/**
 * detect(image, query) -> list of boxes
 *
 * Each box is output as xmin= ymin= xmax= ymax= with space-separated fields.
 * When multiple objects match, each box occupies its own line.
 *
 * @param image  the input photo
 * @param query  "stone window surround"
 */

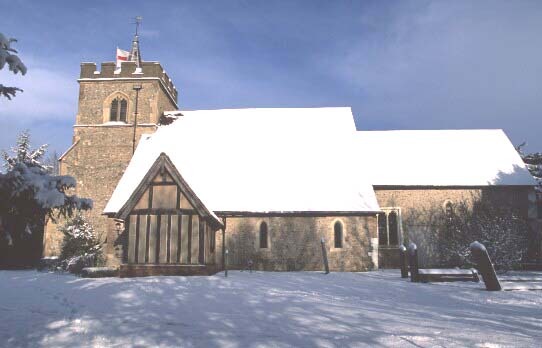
xmin=256 ymin=219 xmax=272 ymax=251
xmin=333 ymin=220 xmax=343 ymax=249
xmin=259 ymin=221 xmax=269 ymax=249
xmin=102 ymin=91 xmax=132 ymax=124
xmin=330 ymin=218 xmax=346 ymax=251
xmin=378 ymin=207 xmax=403 ymax=247
xmin=442 ymin=199 xmax=455 ymax=210
xmin=109 ymin=97 xmax=128 ymax=122
xmin=443 ymin=199 xmax=455 ymax=219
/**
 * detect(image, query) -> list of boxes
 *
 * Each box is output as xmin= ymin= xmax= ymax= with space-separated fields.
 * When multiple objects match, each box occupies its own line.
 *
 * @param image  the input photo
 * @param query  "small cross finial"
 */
xmin=134 ymin=16 xmax=143 ymax=36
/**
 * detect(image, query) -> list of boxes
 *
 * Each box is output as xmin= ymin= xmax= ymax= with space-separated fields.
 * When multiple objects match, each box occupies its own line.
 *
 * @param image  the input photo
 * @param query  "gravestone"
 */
xmin=399 ymin=245 xmax=408 ymax=278
xmin=470 ymin=241 xmax=501 ymax=291
xmin=321 ymin=237 xmax=330 ymax=274
xmin=408 ymin=242 xmax=419 ymax=282
xmin=225 ymin=249 xmax=229 ymax=278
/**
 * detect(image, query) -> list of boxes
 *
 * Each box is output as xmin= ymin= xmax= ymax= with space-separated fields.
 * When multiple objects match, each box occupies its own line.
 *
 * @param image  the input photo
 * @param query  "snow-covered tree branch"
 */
xmin=58 ymin=213 xmax=103 ymax=273
xmin=406 ymin=196 xmax=530 ymax=272
xmin=516 ymin=142 xmax=542 ymax=190
xmin=0 ymin=32 xmax=27 ymax=100
xmin=0 ymin=131 xmax=92 ymax=248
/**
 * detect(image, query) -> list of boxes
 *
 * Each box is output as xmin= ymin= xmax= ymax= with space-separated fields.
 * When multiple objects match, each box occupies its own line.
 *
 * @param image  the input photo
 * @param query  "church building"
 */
xmin=43 ymin=32 xmax=538 ymax=276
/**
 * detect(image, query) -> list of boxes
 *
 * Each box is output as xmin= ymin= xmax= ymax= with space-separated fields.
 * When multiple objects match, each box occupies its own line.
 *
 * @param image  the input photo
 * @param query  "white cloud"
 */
xmin=0 ymin=61 xmax=77 ymax=121
xmin=312 ymin=1 xmax=542 ymax=150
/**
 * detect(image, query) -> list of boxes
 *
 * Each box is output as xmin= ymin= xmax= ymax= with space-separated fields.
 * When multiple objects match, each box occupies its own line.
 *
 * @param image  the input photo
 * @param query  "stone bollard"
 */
xmin=469 ymin=241 xmax=501 ymax=291
xmin=399 ymin=245 xmax=408 ymax=278
xmin=408 ymin=242 xmax=419 ymax=282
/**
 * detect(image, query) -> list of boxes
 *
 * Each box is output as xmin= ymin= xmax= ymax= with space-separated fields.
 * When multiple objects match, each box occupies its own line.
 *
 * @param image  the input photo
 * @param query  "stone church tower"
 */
xmin=44 ymin=34 xmax=178 ymax=265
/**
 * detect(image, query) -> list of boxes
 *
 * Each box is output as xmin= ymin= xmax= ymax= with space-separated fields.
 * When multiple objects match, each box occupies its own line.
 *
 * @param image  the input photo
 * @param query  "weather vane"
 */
xmin=134 ymin=16 xmax=143 ymax=36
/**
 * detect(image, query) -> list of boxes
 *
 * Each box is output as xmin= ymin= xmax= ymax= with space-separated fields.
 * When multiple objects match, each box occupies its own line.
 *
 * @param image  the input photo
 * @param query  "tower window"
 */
xmin=259 ymin=222 xmax=268 ymax=249
xmin=110 ymin=97 xmax=128 ymax=122
xmin=120 ymin=99 xmax=127 ymax=122
xmin=110 ymin=99 xmax=118 ymax=121
xmin=334 ymin=221 xmax=343 ymax=248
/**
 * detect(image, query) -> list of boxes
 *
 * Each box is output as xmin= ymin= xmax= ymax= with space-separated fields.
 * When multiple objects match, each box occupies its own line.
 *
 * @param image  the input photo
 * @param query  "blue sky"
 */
xmin=1 ymin=0 xmax=542 ymax=156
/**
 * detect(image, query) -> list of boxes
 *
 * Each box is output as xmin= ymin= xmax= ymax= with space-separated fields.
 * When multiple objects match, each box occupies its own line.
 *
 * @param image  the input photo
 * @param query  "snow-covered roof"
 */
xmin=104 ymin=107 xmax=380 ymax=215
xmin=357 ymin=129 xmax=536 ymax=186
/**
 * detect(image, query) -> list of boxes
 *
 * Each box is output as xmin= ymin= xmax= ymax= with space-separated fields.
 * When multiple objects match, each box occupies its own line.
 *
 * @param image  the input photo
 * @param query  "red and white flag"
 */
xmin=116 ymin=47 xmax=130 ymax=67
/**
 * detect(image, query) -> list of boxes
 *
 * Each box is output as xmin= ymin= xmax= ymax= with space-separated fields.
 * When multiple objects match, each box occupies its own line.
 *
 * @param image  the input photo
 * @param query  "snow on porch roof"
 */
xmin=104 ymin=107 xmax=381 ymax=215
xmin=357 ymin=129 xmax=536 ymax=186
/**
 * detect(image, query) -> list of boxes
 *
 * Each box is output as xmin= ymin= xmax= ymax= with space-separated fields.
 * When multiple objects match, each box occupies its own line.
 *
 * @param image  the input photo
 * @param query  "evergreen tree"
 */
xmin=2 ymin=130 xmax=50 ymax=171
xmin=438 ymin=199 xmax=529 ymax=272
xmin=44 ymin=150 xmax=60 ymax=175
xmin=59 ymin=213 xmax=102 ymax=262
xmin=409 ymin=196 xmax=530 ymax=272
xmin=0 ymin=131 xmax=92 ymax=266
xmin=0 ymin=32 xmax=27 ymax=100
xmin=516 ymin=142 xmax=542 ymax=189
xmin=517 ymin=142 xmax=542 ymax=219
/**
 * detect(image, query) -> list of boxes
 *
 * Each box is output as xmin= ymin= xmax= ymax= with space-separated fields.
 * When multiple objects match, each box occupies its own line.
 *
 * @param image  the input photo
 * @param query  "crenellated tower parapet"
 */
xmin=79 ymin=61 xmax=178 ymax=102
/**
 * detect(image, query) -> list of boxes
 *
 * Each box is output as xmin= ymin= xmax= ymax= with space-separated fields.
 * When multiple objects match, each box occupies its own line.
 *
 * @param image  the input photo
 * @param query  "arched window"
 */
xmin=120 ymin=99 xmax=127 ymax=122
xmin=378 ymin=212 xmax=388 ymax=246
xmin=444 ymin=201 xmax=454 ymax=220
xmin=334 ymin=221 xmax=343 ymax=248
xmin=110 ymin=99 xmax=118 ymax=121
xmin=259 ymin=222 xmax=268 ymax=249
xmin=110 ymin=97 xmax=128 ymax=122
xmin=379 ymin=208 xmax=401 ymax=247
xmin=388 ymin=211 xmax=399 ymax=245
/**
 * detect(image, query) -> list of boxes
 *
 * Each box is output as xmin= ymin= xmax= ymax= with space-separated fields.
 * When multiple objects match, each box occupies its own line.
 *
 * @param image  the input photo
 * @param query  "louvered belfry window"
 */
xmin=120 ymin=99 xmax=127 ymax=122
xmin=110 ymin=97 xmax=128 ymax=122
xmin=110 ymin=99 xmax=119 ymax=121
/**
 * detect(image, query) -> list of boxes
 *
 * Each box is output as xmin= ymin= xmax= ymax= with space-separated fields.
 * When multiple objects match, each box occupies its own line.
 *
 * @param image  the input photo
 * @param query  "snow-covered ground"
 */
xmin=1 ymin=270 xmax=541 ymax=347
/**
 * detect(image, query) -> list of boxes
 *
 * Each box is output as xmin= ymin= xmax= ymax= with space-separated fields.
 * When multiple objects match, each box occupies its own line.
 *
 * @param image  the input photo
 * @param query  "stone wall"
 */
xmin=374 ymin=186 xmax=532 ymax=267
xmin=222 ymin=215 xmax=378 ymax=272
xmin=77 ymin=80 xmax=176 ymax=125
xmin=376 ymin=186 xmax=530 ymax=217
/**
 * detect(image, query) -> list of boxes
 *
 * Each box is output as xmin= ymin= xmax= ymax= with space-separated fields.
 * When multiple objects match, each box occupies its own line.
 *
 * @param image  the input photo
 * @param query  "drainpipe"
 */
xmin=132 ymin=84 xmax=143 ymax=154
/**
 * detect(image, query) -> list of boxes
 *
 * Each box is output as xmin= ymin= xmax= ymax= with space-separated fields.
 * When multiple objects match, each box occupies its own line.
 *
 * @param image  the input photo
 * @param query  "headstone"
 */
xmin=81 ymin=267 xmax=118 ymax=278
xmin=225 ymin=249 xmax=229 ymax=278
xmin=65 ymin=255 xmax=95 ymax=275
xmin=321 ymin=237 xmax=330 ymax=274
xmin=469 ymin=241 xmax=501 ymax=291
xmin=408 ymin=242 xmax=419 ymax=282
xmin=399 ymin=245 xmax=408 ymax=278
